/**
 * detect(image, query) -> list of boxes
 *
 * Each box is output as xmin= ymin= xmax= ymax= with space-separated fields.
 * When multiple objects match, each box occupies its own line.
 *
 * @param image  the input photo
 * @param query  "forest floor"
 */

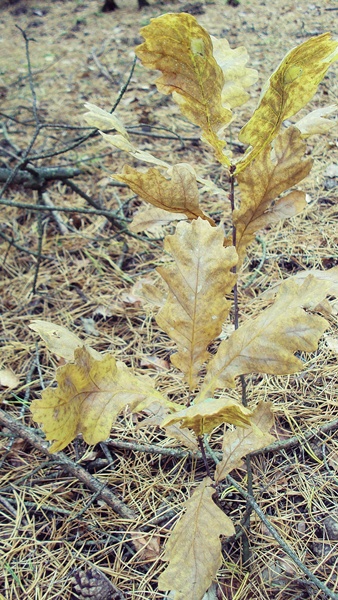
xmin=0 ymin=0 xmax=337 ymax=598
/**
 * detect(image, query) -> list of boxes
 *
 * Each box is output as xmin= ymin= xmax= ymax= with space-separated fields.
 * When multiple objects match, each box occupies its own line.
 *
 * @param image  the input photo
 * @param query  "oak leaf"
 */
xmin=261 ymin=267 xmax=338 ymax=303
xmin=295 ymin=104 xmax=338 ymax=137
xmin=198 ymin=276 xmax=330 ymax=399
xmin=237 ymin=33 xmax=338 ymax=170
xmin=96 ymin=127 xmax=227 ymax=196
xmin=135 ymin=13 xmax=232 ymax=163
xmin=83 ymin=103 xmax=128 ymax=137
xmin=29 ymin=320 xmax=101 ymax=361
xmin=156 ymin=218 xmax=237 ymax=389
xmin=31 ymin=347 xmax=168 ymax=452
xmin=215 ymin=401 xmax=275 ymax=483
xmin=211 ymin=36 xmax=258 ymax=109
xmin=161 ymin=396 xmax=252 ymax=436
xmin=233 ymin=127 xmax=311 ymax=265
xmin=158 ymin=477 xmax=235 ymax=600
xmin=100 ymin=131 xmax=170 ymax=169
xmin=114 ymin=164 xmax=215 ymax=225
xmin=136 ymin=401 xmax=199 ymax=451
xmin=130 ymin=205 xmax=187 ymax=234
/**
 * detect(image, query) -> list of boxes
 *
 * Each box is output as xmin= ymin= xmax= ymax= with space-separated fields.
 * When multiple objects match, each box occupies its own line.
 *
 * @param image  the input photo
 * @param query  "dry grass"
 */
xmin=0 ymin=0 xmax=337 ymax=598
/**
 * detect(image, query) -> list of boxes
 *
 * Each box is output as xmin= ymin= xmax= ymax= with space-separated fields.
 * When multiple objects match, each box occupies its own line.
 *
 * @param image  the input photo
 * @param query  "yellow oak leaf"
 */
xmin=198 ymin=276 xmax=330 ymax=399
xmin=211 ymin=36 xmax=258 ymax=109
xmin=158 ymin=477 xmax=235 ymax=600
xmin=31 ymin=347 xmax=168 ymax=452
xmin=135 ymin=13 xmax=232 ymax=164
xmin=156 ymin=218 xmax=237 ymax=389
xmin=215 ymin=401 xmax=275 ymax=483
xmin=295 ymin=104 xmax=338 ymax=137
xmin=162 ymin=396 xmax=252 ymax=436
xmin=237 ymin=33 xmax=338 ymax=171
xmin=29 ymin=320 xmax=101 ymax=362
xmin=114 ymin=163 xmax=215 ymax=225
xmin=233 ymin=127 xmax=311 ymax=265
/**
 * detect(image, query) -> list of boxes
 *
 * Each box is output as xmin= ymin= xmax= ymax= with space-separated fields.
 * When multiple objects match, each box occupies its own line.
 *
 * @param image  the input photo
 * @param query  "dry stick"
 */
xmin=226 ymin=474 xmax=338 ymax=600
xmin=0 ymin=230 xmax=51 ymax=260
xmin=229 ymin=166 xmax=253 ymax=565
xmin=0 ymin=409 xmax=137 ymax=522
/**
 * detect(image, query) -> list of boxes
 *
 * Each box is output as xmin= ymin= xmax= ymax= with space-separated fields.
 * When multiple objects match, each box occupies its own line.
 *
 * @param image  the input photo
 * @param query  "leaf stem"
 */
xmin=197 ymin=435 xmax=213 ymax=480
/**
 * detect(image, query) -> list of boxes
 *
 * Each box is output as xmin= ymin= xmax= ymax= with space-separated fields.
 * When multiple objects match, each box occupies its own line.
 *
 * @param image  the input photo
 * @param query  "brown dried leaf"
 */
xmin=158 ymin=477 xmax=235 ymax=600
xmin=295 ymin=104 xmax=337 ymax=137
xmin=157 ymin=218 xmax=237 ymax=389
xmin=129 ymin=532 xmax=161 ymax=562
xmin=0 ymin=368 xmax=20 ymax=390
xmin=31 ymin=347 xmax=168 ymax=452
xmin=130 ymin=205 xmax=187 ymax=234
xmin=215 ymin=401 xmax=275 ymax=483
xmin=262 ymin=267 xmax=338 ymax=302
xmin=199 ymin=276 xmax=330 ymax=399
xmin=135 ymin=13 xmax=232 ymax=163
xmin=233 ymin=127 xmax=311 ymax=266
xmin=114 ymin=164 xmax=214 ymax=225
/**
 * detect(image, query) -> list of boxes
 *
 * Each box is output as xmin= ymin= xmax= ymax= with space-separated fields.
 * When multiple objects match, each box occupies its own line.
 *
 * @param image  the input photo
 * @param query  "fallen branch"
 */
xmin=0 ymin=166 xmax=82 ymax=186
xmin=0 ymin=409 xmax=138 ymax=522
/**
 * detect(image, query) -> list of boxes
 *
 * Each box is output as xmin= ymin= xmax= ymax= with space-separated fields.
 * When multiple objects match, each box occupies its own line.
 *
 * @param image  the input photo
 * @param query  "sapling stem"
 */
xmin=229 ymin=165 xmax=253 ymax=566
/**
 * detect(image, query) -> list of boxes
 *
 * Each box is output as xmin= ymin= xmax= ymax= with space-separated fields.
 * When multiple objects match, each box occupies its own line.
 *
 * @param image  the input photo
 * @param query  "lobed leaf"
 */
xmin=161 ymin=395 xmax=252 ymax=436
xmin=211 ymin=36 xmax=258 ymax=109
xmin=156 ymin=218 xmax=237 ymax=389
xmin=158 ymin=477 xmax=235 ymax=600
xmin=130 ymin=205 xmax=187 ymax=234
xmin=135 ymin=13 xmax=232 ymax=164
xmin=198 ymin=276 xmax=330 ymax=399
xmin=29 ymin=320 xmax=101 ymax=361
xmin=295 ymin=104 xmax=338 ymax=137
xmin=31 ymin=347 xmax=168 ymax=452
xmin=237 ymin=33 xmax=338 ymax=171
xmin=215 ymin=401 xmax=275 ymax=483
xmin=233 ymin=127 xmax=312 ymax=266
xmin=114 ymin=164 xmax=215 ymax=225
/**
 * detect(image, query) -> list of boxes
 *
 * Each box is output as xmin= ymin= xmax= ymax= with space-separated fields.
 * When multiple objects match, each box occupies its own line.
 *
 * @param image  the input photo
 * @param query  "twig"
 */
xmin=32 ymin=187 xmax=44 ymax=294
xmin=91 ymin=49 xmax=115 ymax=83
xmin=42 ymin=191 xmax=69 ymax=235
xmin=226 ymin=474 xmax=338 ymax=600
xmin=0 ymin=409 xmax=138 ymax=521
xmin=0 ymin=230 xmax=51 ymax=260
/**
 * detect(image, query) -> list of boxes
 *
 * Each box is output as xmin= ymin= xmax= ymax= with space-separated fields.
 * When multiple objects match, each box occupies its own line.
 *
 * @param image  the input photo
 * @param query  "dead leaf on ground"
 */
xmin=129 ymin=531 xmax=161 ymax=562
xmin=0 ymin=368 xmax=20 ymax=390
xmin=29 ymin=320 xmax=101 ymax=361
